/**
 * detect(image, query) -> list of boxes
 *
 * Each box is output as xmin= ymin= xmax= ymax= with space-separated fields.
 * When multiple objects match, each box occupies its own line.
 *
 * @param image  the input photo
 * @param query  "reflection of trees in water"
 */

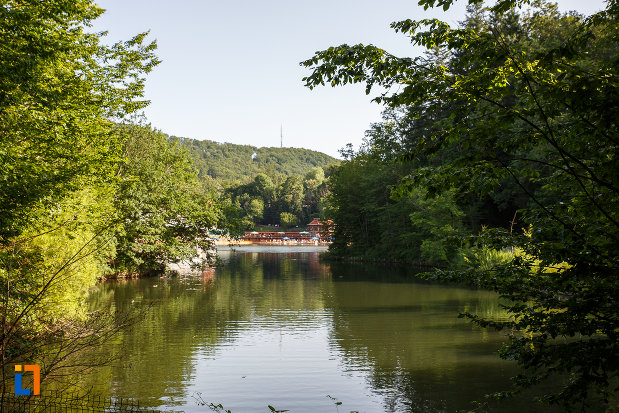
xmin=225 ymin=251 xmax=330 ymax=280
xmin=328 ymin=261 xmax=415 ymax=282
xmin=323 ymin=266 xmax=528 ymax=412
xmin=73 ymin=277 xmax=227 ymax=407
xmin=367 ymin=367 xmax=448 ymax=413
xmin=68 ymin=252 xmax=544 ymax=412
xmin=216 ymin=252 xmax=331 ymax=314
xmin=72 ymin=252 xmax=332 ymax=407
xmin=201 ymin=267 xmax=215 ymax=287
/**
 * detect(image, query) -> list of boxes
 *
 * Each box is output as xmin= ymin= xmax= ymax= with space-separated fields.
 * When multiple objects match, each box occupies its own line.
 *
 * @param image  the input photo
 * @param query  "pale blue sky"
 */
xmin=92 ymin=0 xmax=606 ymax=158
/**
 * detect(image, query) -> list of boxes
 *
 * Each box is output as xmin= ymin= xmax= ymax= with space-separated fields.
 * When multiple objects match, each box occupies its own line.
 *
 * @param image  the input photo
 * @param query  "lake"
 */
xmin=75 ymin=245 xmax=552 ymax=412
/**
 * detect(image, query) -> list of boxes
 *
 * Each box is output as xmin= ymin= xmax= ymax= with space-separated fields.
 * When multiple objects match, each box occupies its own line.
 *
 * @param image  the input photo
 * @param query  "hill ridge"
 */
xmin=169 ymin=135 xmax=339 ymax=182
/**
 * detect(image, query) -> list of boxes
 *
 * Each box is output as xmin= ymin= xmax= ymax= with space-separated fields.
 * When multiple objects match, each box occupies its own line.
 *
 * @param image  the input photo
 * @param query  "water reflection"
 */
xmin=70 ymin=247 xmax=551 ymax=412
xmin=326 ymin=280 xmax=505 ymax=411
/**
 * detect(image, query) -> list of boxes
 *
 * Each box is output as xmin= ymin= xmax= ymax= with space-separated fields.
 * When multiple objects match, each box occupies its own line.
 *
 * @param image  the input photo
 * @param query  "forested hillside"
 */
xmin=170 ymin=136 xmax=338 ymax=183
xmin=159 ymin=136 xmax=339 ymax=232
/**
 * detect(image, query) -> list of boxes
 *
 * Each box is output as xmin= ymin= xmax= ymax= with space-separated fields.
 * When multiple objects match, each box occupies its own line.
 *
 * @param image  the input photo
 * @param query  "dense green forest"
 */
xmin=220 ymin=166 xmax=333 ymax=231
xmin=303 ymin=0 xmax=617 ymax=409
xmin=171 ymin=136 xmax=337 ymax=183
xmin=169 ymin=137 xmax=338 ymax=231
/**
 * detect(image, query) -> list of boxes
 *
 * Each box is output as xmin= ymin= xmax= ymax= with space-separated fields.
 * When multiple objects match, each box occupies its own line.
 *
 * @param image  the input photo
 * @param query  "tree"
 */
xmin=302 ymin=167 xmax=327 ymax=221
xmin=302 ymin=0 xmax=618 ymax=409
xmin=323 ymin=140 xmax=465 ymax=265
xmin=111 ymin=124 xmax=219 ymax=275
xmin=278 ymin=175 xmax=304 ymax=220
xmin=252 ymin=173 xmax=276 ymax=202
xmin=246 ymin=198 xmax=265 ymax=222
xmin=279 ymin=212 xmax=298 ymax=228
xmin=304 ymin=167 xmax=325 ymax=191
xmin=0 ymin=0 xmax=159 ymax=240
xmin=0 ymin=0 xmax=159 ymax=395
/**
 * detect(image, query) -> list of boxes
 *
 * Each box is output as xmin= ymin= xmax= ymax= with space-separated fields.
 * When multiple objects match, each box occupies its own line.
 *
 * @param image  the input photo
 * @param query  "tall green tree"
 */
xmin=112 ymin=124 xmax=219 ymax=275
xmin=302 ymin=167 xmax=327 ymax=221
xmin=0 ymin=0 xmax=159 ymax=393
xmin=324 ymin=141 xmax=465 ymax=265
xmin=0 ymin=0 xmax=158 ymax=239
xmin=302 ymin=0 xmax=618 ymax=409
xmin=278 ymin=175 xmax=304 ymax=221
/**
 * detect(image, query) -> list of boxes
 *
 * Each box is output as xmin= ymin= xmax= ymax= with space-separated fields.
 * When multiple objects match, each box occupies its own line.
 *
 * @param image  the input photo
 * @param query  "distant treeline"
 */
xmin=166 ymin=136 xmax=339 ymax=232
xmin=171 ymin=136 xmax=338 ymax=183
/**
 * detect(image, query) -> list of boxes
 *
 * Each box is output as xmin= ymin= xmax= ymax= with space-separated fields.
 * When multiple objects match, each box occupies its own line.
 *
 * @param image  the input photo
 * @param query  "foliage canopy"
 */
xmin=172 ymin=136 xmax=338 ymax=183
xmin=0 ymin=0 xmax=219 ymax=392
xmin=302 ymin=0 xmax=618 ymax=408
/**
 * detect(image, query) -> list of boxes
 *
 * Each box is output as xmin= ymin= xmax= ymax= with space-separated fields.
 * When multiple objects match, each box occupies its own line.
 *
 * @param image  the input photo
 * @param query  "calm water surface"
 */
xmin=78 ymin=245 xmax=548 ymax=412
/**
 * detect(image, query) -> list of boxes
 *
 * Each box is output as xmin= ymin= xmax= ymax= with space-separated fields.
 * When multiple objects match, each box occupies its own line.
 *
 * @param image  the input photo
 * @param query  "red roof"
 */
xmin=308 ymin=218 xmax=321 ymax=226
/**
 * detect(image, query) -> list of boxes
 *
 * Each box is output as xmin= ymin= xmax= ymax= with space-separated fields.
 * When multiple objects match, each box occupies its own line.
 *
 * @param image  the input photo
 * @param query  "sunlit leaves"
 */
xmin=0 ymin=0 xmax=163 ymax=379
xmin=112 ymin=124 xmax=219 ymax=275
xmin=0 ymin=0 xmax=159 ymax=240
xmin=302 ymin=0 xmax=618 ymax=408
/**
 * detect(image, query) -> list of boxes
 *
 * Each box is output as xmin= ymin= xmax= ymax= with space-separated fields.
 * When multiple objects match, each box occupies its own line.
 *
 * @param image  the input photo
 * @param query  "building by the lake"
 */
xmin=240 ymin=218 xmax=333 ymax=243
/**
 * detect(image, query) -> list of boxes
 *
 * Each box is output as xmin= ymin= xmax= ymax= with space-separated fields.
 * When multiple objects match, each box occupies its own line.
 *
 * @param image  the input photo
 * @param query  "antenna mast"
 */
xmin=280 ymin=124 xmax=283 ymax=148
